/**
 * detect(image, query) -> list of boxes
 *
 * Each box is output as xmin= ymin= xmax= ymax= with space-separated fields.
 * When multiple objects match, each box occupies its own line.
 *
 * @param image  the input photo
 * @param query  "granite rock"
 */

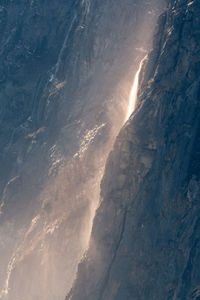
xmin=67 ymin=1 xmax=200 ymax=299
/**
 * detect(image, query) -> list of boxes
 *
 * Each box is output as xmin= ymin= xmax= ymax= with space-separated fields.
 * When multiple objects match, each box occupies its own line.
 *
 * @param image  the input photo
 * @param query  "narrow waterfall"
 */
xmin=125 ymin=57 xmax=146 ymax=122
xmin=0 ymin=0 xmax=164 ymax=299
xmin=0 ymin=56 xmax=149 ymax=300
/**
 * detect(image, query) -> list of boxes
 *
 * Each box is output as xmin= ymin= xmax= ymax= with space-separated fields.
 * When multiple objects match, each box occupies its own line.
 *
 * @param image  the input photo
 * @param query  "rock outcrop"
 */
xmin=67 ymin=0 xmax=200 ymax=299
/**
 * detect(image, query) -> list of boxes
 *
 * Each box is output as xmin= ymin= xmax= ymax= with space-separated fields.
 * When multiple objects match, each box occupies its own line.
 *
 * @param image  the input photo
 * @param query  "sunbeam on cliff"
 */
xmin=125 ymin=56 xmax=146 ymax=122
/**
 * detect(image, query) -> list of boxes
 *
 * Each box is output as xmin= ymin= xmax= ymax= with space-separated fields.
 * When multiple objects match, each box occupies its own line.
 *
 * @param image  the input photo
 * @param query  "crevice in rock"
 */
xmin=98 ymin=208 xmax=128 ymax=300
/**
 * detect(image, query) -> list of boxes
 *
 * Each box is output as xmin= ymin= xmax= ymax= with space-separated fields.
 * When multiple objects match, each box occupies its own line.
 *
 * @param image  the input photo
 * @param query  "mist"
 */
xmin=0 ymin=1 xmax=165 ymax=299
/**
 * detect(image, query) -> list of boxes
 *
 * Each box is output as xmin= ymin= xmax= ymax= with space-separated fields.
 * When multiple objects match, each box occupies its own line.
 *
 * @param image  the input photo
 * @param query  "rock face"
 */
xmin=67 ymin=0 xmax=200 ymax=299
xmin=0 ymin=1 xmax=165 ymax=300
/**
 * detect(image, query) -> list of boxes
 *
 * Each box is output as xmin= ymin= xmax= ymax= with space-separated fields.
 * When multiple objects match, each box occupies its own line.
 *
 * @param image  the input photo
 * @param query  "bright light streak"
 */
xmin=125 ymin=56 xmax=146 ymax=122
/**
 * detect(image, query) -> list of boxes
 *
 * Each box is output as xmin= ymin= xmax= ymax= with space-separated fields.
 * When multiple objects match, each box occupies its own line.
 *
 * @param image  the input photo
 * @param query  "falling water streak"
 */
xmin=0 ymin=55 xmax=147 ymax=299
xmin=125 ymin=56 xmax=146 ymax=122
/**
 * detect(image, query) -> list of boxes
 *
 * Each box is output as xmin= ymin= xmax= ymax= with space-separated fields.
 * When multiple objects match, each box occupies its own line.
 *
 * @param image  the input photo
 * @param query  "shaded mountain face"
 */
xmin=67 ymin=0 xmax=200 ymax=299
xmin=0 ymin=1 xmax=165 ymax=300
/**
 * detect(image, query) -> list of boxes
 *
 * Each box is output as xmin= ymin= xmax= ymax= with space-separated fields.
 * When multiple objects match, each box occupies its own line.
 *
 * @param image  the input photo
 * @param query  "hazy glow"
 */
xmin=125 ymin=57 xmax=146 ymax=122
xmin=0 ymin=122 xmax=116 ymax=300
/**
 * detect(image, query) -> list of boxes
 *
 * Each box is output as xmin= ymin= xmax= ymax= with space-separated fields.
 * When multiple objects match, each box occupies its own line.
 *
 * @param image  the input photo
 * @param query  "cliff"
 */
xmin=0 ymin=1 xmax=164 ymax=299
xmin=67 ymin=0 xmax=200 ymax=299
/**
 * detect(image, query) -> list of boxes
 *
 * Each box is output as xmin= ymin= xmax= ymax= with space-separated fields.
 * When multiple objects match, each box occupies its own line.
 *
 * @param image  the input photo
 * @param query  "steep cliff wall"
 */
xmin=67 ymin=0 xmax=200 ymax=299
xmin=0 ymin=1 xmax=164 ymax=299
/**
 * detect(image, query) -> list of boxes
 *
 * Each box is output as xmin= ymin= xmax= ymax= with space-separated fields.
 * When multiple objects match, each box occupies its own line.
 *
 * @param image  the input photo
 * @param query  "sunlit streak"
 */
xmin=125 ymin=56 xmax=146 ymax=122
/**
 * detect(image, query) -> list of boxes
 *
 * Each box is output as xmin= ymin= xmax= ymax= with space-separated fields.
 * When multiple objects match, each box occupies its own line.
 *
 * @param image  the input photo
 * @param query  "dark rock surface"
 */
xmin=67 ymin=0 xmax=200 ymax=299
xmin=0 ymin=1 xmax=164 ymax=299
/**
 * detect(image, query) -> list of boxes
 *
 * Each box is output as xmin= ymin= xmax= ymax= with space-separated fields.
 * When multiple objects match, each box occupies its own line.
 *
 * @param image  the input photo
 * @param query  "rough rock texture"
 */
xmin=67 ymin=0 xmax=200 ymax=299
xmin=0 ymin=0 xmax=163 ymax=218
xmin=0 ymin=1 xmax=164 ymax=299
